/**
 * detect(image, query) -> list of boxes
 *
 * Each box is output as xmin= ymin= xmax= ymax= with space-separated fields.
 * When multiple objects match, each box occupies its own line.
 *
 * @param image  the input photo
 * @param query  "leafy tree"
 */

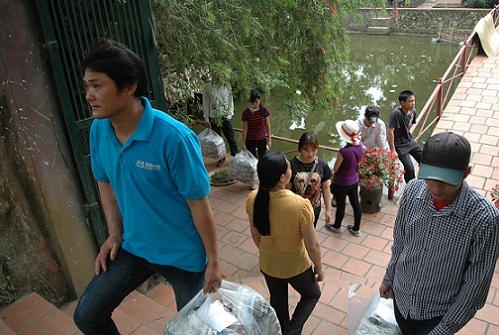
xmin=151 ymin=0 xmax=385 ymax=124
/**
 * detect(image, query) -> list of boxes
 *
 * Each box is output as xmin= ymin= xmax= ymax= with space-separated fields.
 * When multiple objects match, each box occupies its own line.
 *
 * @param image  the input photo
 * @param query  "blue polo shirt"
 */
xmin=90 ymin=97 xmax=210 ymax=272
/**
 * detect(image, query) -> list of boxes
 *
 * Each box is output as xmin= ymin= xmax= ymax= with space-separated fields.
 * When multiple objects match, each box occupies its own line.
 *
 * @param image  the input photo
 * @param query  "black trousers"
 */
xmin=393 ymin=297 xmax=443 ymax=335
xmin=331 ymin=183 xmax=362 ymax=230
xmin=210 ymin=117 xmax=239 ymax=156
xmin=396 ymin=142 xmax=423 ymax=183
xmin=262 ymin=267 xmax=321 ymax=335
xmin=245 ymin=138 xmax=267 ymax=159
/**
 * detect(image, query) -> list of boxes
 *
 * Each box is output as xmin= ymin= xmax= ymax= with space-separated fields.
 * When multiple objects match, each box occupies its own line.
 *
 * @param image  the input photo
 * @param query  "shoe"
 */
xmin=216 ymin=156 xmax=226 ymax=167
xmin=347 ymin=225 xmax=361 ymax=237
xmin=325 ymin=223 xmax=341 ymax=233
xmin=331 ymin=196 xmax=337 ymax=207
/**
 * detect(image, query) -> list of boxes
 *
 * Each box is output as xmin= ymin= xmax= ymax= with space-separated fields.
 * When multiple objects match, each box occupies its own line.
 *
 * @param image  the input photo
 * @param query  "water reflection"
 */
xmin=229 ymin=34 xmax=458 ymax=161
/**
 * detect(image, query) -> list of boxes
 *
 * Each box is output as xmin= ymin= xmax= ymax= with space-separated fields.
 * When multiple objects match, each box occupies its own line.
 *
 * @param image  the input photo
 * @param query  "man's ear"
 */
xmin=122 ymin=82 xmax=138 ymax=96
xmin=463 ymin=166 xmax=472 ymax=179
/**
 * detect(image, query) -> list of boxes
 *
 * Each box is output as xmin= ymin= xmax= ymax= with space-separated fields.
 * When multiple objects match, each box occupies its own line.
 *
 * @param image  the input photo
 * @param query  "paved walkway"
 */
xmin=206 ymin=45 xmax=499 ymax=334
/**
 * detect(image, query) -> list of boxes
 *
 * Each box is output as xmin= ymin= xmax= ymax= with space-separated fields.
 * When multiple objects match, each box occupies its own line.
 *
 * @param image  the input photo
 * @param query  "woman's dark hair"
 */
xmin=253 ymin=151 xmax=287 ymax=236
xmin=80 ymin=38 xmax=148 ymax=97
xmin=249 ymin=89 xmax=261 ymax=103
xmin=298 ymin=132 xmax=319 ymax=152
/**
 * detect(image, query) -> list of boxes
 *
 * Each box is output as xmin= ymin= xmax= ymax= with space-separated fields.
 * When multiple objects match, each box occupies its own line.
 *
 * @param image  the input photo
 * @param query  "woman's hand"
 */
xmin=314 ymin=266 xmax=325 ymax=282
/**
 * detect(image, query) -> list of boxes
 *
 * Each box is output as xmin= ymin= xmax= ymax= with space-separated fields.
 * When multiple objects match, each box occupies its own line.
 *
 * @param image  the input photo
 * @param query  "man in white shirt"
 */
xmin=357 ymin=105 xmax=394 ymax=200
xmin=202 ymin=80 xmax=239 ymax=164
xmin=356 ymin=105 xmax=388 ymax=150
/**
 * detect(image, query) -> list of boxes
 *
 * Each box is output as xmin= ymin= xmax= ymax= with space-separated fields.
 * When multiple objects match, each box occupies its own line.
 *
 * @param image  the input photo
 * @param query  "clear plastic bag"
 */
xmin=348 ymin=284 xmax=402 ymax=335
xmin=165 ymin=280 xmax=281 ymax=335
xmin=229 ymin=151 xmax=258 ymax=184
xmin=198 ymin=128 xmax=226 ymax=160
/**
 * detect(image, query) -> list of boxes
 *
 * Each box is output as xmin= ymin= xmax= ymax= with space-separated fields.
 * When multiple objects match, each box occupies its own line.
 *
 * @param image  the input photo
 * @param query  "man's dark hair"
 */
xmin=398 ymin=90 xmax=415 ymax=103
xmin=80 ymin=38 xmax=148 ymax=97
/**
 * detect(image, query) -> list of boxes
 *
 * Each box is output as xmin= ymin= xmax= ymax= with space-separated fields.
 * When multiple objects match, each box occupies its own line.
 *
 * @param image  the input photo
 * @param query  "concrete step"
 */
xmin=367 ymin=26 xmax=391 ymax=35
xmin=0 ymin=293 xmax=79 ymax=335
xmin=0 ymin=285 xmax=178 ymax=335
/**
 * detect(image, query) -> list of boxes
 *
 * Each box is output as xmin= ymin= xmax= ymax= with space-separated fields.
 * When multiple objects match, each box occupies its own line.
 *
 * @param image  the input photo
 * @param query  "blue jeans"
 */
xmin=394 ymin=297 xmax=443 ymax=335
xmin=262 ymin=267 xmax=321 ymax=335
xmin=73 ymin=248 xmax=205 ymax=335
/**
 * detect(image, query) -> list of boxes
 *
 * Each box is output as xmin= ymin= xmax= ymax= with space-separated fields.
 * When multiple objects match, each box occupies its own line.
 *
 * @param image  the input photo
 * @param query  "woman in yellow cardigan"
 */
xmin=246 ymin=151 xmax=325 ymax=335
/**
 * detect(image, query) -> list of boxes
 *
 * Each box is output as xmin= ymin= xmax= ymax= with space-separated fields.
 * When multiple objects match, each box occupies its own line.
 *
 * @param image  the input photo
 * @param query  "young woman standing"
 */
xmin=246 ymin=151 xmax=324 ymax=335
xmin=289 ymin=132 xmax=333 ymax=228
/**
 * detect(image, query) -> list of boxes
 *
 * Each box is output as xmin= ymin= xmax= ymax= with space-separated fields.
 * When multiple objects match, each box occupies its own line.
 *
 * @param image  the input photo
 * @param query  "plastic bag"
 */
xmin=229 ymin=151 xmax=258 ymax=184
xmin=348 ymin=284 xmax=401 ymax=335
xmin=165 ymin=280 xmax=281 ymax=335
xmin=198 ymin=128 xmax=226 ymax=160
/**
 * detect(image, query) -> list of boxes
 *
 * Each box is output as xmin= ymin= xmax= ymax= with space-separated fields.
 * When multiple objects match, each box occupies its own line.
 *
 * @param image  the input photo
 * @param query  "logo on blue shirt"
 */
xmin=136 ymin=160 xmax=161 ymax=171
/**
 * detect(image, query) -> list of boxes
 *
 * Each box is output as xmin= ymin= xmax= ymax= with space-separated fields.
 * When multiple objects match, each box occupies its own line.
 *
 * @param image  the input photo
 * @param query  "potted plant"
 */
xmin=490 ymin=184 xmax=499 ymax=208
xmin=357 ymin=147 xmax=405 ymax=213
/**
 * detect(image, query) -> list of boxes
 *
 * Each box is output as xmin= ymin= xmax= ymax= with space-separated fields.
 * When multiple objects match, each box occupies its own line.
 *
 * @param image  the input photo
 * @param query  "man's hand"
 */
xmin=379 ymin=283 xmax=394 ymax=299
xmin=94 ymin=235 xmax=122 ymax=275
xmin=203 ymin=261 xmax=222 ymax=294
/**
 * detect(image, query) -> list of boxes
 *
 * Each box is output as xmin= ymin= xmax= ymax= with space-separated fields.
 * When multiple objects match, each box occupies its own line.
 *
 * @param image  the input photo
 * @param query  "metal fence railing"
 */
xmin=413 ymin=5 xmax=499 ymax=143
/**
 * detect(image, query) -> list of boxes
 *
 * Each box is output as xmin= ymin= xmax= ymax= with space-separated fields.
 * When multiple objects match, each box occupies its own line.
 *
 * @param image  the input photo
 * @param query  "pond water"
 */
xmin=197 ymin=34 xmax=460 ymax=163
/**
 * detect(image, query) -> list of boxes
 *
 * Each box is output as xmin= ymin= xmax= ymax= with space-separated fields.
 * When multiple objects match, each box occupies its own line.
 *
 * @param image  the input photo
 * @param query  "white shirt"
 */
xmin=356 ymin=117 xmax=388 ymax=149
xmin=202 ymin=83 xmax=234 ymax=121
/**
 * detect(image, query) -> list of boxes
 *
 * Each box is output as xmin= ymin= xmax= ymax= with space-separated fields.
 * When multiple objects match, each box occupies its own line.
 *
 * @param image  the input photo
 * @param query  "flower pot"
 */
xmin=360 ymin=186 xmax=382 ymax=214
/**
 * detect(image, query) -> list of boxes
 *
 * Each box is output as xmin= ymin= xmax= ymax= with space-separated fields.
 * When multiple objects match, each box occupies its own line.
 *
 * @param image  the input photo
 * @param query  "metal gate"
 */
xmin=35 ymin=0 xmax=167 ymax=246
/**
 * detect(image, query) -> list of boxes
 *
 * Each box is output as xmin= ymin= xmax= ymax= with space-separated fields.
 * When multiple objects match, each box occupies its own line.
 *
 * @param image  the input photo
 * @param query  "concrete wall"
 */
xmin=347 ymin=7 xmax=490 ymax=36
xmin=0 ymin=0 xmax=96 ymax=308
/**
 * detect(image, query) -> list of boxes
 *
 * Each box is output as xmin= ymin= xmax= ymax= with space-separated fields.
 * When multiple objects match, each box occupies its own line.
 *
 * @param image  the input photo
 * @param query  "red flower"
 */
xmin=392 ymin=7 xmax=399 ymax=18
xmin=330 ymin=4 xmax=337 ymax=15
xmin=358 ymin=147 xmax=404 ymax=190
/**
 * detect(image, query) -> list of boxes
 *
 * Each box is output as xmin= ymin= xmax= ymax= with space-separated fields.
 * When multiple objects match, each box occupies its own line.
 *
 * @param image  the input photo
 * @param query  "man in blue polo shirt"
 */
xmin=73 ymin=39 xmax=222 ymax=335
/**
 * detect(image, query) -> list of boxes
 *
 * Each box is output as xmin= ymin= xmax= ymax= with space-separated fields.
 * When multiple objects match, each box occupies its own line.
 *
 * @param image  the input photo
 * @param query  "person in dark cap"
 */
xmin=379 ymin=132 xmax=499 ymax=335
xmin=356 ymin=105 xmax=388 ymax=150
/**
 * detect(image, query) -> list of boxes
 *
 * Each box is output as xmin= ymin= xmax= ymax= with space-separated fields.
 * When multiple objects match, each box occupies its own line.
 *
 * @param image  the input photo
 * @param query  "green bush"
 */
xmin=465 ymin=0 xmax=499 ymax=8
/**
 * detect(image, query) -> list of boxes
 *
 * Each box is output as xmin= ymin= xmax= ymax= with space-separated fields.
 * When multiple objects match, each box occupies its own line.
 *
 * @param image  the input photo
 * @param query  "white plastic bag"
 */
xmin=198 ymin=128 xmax=226 ymax=160
xmin=229 ymin=151 xmax=258 ymax=184
xmin=165 ymin=280 xmax=281 ymax=335
xmin=348 ymin=284 xmax=401 ymax=335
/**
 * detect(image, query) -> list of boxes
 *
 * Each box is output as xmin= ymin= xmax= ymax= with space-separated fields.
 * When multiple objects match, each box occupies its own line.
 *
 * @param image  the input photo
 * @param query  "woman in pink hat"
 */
xmin=325 ymin=120 xmax=363 ymax=237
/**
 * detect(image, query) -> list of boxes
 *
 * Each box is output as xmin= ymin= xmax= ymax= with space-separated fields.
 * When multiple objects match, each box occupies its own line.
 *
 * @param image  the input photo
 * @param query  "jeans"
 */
xmin=393 ymin=298 xmax=443 ymax=335
xmin=73 ymin=248 xmax=205 ymax=335
xmin=397 ymin=142 xmax=423 ymax=183
xmin=210 ymin=117 xmax=239 ymax=156
xmin=262 ymin=267 xmax=321 ymax=335
xmin=332 ymin=182 xmax=362 ymax=230
xmin=245 ymin=138 xmax=267 ymax=159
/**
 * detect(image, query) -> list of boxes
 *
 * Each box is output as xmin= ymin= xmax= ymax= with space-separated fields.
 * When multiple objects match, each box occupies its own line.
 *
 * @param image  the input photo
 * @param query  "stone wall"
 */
xmin=347 ymin=7 xmax=490 ymax=38
xmin=0 ymin=0 xmax=96 ymax=309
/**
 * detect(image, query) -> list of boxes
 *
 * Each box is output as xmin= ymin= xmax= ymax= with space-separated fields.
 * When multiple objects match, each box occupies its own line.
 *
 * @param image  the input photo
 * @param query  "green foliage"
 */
xmin=464 ymin=0 xmax=498 ymax=8
xmin=150 ymin=0 xmax=385 ymax=122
